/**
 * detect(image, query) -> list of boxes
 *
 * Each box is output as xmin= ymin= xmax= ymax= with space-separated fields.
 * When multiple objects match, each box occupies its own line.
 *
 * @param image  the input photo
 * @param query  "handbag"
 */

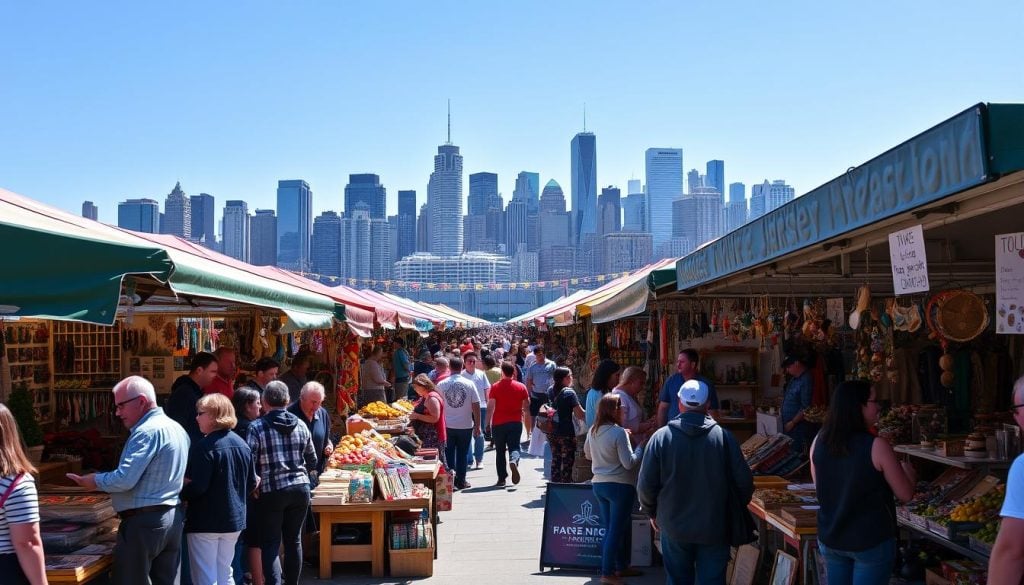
xmin=718 ymin=428 xmax=757 ymax=546
xmin=536 ymin=404 xmax=557 ymax=434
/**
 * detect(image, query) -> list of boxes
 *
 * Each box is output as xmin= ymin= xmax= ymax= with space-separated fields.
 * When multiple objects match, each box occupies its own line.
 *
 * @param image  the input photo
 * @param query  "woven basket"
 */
xmin=931 ymin=290 xmax=989 ymax=343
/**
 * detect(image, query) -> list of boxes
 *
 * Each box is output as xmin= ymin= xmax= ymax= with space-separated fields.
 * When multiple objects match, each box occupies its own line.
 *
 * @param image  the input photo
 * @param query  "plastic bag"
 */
xmin=435 ymin=465 xmax=454 ymax=511
xmin=527 ymin=425 xmax=548 ymax=457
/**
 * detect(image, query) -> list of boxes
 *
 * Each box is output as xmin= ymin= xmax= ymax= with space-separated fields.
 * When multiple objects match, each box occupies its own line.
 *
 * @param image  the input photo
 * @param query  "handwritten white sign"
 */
xmin=888 ymin=225 xmax=929 ymax=295
xmin=996 ymin=232 xmax=1024 ymax=335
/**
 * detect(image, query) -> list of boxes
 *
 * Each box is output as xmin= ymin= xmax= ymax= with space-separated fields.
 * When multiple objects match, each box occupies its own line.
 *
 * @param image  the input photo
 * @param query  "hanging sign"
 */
xmin=996 ymin=232 xmax=1024 ymax=334
xmin=539 ymin=483 xmax=604 ymax=571
xmin=888 ymin=225 xmax=929 ymax=295
xmin=826 ymin=298 xmax=844 ymax=324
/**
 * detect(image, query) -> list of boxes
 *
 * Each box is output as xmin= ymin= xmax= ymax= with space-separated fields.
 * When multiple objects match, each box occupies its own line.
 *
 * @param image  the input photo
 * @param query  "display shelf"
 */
xmin=899 ymin=519 xmax=989 ymax=564
xmin=894 ymin=445 xmax=1011 ymax=470
xmin=9 ymin=360 xmax=49 ymax=366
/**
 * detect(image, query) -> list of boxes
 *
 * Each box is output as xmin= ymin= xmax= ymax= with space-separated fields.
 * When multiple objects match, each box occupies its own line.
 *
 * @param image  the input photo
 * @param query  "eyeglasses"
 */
xmin=1011 ymin=404 xmax=1024 ymax=413
xmin=115 ymin=395 xmax=141 ymax=410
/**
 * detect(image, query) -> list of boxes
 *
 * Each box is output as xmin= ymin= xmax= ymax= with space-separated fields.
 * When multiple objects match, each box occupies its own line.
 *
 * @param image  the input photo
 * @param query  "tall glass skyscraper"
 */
xmin=468 ymin=172 xmax=499 ymax=216
xmin=276 ymin=179 xmax=312 ymax=270
xmin=571 ymin=132 xmax=597 ymax=245
xmin=251 ymin=209 xmax=278 ymax=266
xmin=427 ymin=143 xmax=463 ymax=256
xmin=117 ymin=198 xmax=160 ymax=233
xmin=82 ymin=201 xmax=98 ymax=221
xmin=162 ymin=182 xmax=191 ymax=239
xmin=190 ymin=193 xmax=215 ymax=246
xmin=645 ymin=148 xmax=683 ymax=253
xmin=512 ymin=171 xmax=540 ymax=213
xmin=397 ymin=190 xmax=417 ymax=260
xmin=344 ymin=174 xmax=386 ymax=219
xmin=312 ymin=211 xmax=342 ymax=277
xmin=222 ymin=200 xmax=250 ymax=262
xmin=705 ymin=160 xmax=725 ymax=196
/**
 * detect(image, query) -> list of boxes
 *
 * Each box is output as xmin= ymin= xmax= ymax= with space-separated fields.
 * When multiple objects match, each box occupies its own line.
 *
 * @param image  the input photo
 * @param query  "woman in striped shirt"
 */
xmin=0 ymin=403 xmax=47 ymax=584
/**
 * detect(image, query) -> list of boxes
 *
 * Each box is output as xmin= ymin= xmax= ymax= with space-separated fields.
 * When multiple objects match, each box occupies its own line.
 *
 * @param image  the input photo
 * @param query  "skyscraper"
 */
xmin=397 ymin=190 xmax=417 ymax=260
xmin=341 ymin=204 xmax=392 ymax=282
xmin=311 ymin=211 xmax=342 ymax=278
xmin=82 ymin=201 xmax=98 ymax=221
xmin=597 ymin=186 xmax=621 ymax=235
xmin=645 ymin=148 xmax=683 ymax=253
xmin=276 ymin=179 xmax=312 ymax=270
xmin=705 ymin=160 xmax=725 ymax=196
xmin=687 ymin=169 xmax=702 ymax=194
xmin=222 ymin=200 xmax=250 ymax=262
xmin=622 ymin=180 xmax=646 ymax=232
xmin=162 ymin=182 xmax=191 ymax=239
xmin=726 ymin=182 xmax=747 ymax=232
xmin=627 ymin=179 xmax=642 ymax=196
xmin=190 ymin=193 xmax=215 ymax=246
xmin=603 ymin=232 xmax=653 ymax=273
xmin=427 ymin=142 xmax=464 ymax=256
xmin=570 ymin=132 xmax=597 ymax=245
xmin=344 ymin=174 xmax=386 ymax=219
xmin=416 ymin=203 xmax=430 ymax=253
xmin=540 ymin=179 xmax=567 ymax=213
xmin=250 ymin=209 xmax=278 ymax=266
xmin=468 ymin=172 xmax=498 ymax=216
xmin=117 ymin=198 xmax=160 ymax=233
xmin=513 ymin=171 xmax=540 ymax=214
xmin=675 ymin=187 xmax=723 ymax=248
xmin=504 ymin=198 xmax=528 ymax=256
xmin=767 ymin=179 xmax=796 ymax=211
xmin=750 ymin=180 xmax=768 ymax=219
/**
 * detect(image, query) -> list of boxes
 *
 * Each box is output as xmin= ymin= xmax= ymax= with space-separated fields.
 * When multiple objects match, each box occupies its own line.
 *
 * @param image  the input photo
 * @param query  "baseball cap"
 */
xmin=678 ymin=379 xmax=709 ymax=408
xmin=781 ymin=354 xmax=801 ymax=368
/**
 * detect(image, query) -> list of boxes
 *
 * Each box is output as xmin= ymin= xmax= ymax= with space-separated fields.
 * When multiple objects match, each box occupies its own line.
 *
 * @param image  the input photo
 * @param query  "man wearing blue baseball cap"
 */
xmin=638 ymin=378 xmax=754 ymax=585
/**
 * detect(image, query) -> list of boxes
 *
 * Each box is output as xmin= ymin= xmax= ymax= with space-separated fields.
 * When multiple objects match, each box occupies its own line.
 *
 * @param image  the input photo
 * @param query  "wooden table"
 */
xmin=409 ymin=461 xmax=441 ymax=559
xmin=314 ymin=496 xmax=431 ymax=578
xmin=46 ymin=554 xmax=113 ymax=584
xmin=764 ymin=510 xmax=818 ymax=585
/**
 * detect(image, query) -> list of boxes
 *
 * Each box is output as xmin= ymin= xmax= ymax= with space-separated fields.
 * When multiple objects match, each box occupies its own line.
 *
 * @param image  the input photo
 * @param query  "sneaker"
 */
xmin=455 ymin=481 xmax=471 ymax=490
xmin=494 ymin=480 xmax=507 ymax=487
xmin=510 ymin=461 xmax=521 ymax=485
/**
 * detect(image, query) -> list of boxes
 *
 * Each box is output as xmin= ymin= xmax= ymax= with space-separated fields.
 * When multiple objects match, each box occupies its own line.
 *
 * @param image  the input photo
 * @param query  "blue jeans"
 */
xmin=659 ymin=534 xmax=730 ymax=585
xmin=818 ymin=538 xmax=896 ymax=585
xmin=445 ymin=427 xmax=473 ymax=486
xmin=468 ymin=407 xmax=487 ymax=466
xmin=593 ymin=482 xmax=634 ymax=576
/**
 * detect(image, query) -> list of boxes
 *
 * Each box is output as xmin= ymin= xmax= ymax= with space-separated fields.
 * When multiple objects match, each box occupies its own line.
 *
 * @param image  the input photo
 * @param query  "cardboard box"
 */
xmin=937 ymin=439 xmax=964 ymax=457
xmin=631 ymin=514 xmax=652 ymax=567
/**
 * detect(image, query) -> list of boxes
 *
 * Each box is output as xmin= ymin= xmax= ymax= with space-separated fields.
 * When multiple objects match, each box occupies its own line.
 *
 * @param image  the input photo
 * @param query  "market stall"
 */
xmin=655 ymin=102 xmax=1024 ymax=582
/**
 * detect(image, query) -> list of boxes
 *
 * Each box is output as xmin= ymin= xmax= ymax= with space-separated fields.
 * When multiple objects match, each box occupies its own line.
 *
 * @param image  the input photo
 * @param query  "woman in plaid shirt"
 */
xmin=246 ymin=381 xmax=316 ymax=585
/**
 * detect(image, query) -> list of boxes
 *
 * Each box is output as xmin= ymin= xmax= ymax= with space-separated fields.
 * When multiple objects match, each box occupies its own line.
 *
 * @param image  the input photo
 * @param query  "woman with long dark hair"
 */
xmin=546 ymin=367 xmax=585 ymax=483
xmin=585 ymin=359 xmax=621 ymax=428
xmin=811 ymin=381 xmax=916 ymax=585
xmin=585 ymin=393 xmax=644 ymax=584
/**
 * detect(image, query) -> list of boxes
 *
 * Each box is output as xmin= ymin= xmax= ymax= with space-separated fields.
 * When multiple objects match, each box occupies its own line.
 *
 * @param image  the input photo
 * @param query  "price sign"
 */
xmin=888 ymin=225 xmax=930 ymax=295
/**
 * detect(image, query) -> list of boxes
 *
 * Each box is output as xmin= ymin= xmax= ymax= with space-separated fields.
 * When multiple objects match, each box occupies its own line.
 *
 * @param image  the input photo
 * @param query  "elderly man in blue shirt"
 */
xmin=68 ymin=375 xmax=190 ymax=585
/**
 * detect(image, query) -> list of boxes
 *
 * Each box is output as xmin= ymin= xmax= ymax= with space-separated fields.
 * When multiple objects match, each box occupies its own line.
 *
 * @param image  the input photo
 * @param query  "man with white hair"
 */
xmin=287 ymin=381 xmax=334 ymax=475
xmin=988 ymin=376 xmax=1024 ymax=583
xmin=67 ymin=376 xmax=190 ymax=585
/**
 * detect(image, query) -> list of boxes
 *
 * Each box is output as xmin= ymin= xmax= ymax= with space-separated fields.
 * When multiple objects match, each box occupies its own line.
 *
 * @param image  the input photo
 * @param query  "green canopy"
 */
xmin=0 ymin=222 xmax=172 ymax=325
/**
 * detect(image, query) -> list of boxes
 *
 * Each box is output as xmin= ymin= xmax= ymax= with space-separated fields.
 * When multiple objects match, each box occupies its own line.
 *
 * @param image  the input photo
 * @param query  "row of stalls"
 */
xmin=0 ymin=186 xmax=489 ymax=581
xmin=512 ymin=103 xmax=1024 ymax=583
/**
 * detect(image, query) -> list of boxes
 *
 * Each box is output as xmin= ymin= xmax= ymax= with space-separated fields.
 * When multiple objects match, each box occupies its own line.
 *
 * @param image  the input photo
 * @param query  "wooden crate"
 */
xmin=389 ymin=526 xmax=434 ymax=578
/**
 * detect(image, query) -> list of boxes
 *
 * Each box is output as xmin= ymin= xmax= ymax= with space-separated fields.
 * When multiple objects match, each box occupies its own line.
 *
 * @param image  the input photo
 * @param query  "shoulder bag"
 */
xmin=718 ymin=427 xmax=757 ymax=546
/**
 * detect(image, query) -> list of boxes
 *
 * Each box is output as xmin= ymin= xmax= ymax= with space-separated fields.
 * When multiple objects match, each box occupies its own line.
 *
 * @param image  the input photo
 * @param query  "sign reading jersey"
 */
xmin=539 ymin=483 xmax=605 ymax=571
xmin=676 ymin=105 xmax=988 ymax=291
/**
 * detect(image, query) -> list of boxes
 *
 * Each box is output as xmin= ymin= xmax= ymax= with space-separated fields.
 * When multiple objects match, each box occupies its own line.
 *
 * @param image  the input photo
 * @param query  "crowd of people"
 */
xmin=3 ymin=329 xmax=1024 ymax=585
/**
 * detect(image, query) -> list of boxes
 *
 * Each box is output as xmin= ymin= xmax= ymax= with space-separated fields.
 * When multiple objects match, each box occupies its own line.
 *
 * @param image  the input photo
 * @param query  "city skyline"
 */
xmin=4 ymin=3 xmax=1019 ymax=226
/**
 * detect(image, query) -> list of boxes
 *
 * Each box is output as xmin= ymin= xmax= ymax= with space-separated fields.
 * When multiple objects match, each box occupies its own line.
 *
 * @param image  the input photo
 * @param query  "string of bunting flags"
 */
xmin=290 ymin=269 xmax=641 ymax=292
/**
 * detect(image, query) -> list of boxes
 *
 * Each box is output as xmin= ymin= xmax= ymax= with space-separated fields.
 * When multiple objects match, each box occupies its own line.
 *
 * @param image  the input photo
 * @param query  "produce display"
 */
xmin=359 ymin=401 xmax=407 ymax=420
xmin=328 ymin=429 xmax=412 ymax=467
xmin=948 ymin=485 xmax=1005 ymax=523
xmin=392 ymin=399 xmax=415 ymax=413
xmin=751 ymin=488 xmax=809 ymax=507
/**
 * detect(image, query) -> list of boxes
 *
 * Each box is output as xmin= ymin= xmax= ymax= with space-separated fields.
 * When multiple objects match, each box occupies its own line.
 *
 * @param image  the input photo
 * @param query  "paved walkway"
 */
xmin=303 ymin=442 xmax=665 ymax=584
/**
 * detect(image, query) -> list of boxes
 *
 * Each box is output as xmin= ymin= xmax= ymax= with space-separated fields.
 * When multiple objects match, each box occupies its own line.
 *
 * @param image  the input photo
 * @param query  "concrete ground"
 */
xmin=302 ymin=442 xmax=666 ymax=585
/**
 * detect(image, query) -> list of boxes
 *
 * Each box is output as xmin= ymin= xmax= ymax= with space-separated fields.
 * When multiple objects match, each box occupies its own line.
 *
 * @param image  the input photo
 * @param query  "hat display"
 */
xmin=678 ymin=379 xmax=709 ymax=407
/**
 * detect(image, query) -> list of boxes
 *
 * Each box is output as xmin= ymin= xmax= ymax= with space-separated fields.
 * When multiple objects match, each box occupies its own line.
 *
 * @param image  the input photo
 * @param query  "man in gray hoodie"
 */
xmin=637 ymin=379 xmax=754 ymax=585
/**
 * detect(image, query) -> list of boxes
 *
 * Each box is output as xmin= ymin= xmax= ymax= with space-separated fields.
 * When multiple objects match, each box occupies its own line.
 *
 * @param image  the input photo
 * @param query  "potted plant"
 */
xmin=8 ymin=382 xmax=44 ymax=461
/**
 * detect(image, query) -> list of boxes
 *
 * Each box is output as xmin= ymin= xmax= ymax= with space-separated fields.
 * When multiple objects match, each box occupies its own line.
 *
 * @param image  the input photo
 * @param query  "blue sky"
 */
xmin=2 ymin=1 xmax=1022 ymax=226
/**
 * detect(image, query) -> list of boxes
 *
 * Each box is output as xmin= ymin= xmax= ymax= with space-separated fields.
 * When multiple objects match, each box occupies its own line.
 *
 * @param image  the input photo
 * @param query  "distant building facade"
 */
xmin=82 ymin=201 xmax=98 ymax=221
xmin=276 ymin=179 xmax=312 ymax=270
xmin=250 ymin=209 xmax=277 ymax=266
xmin=117 ymin=198 xmax=160 ymax=233
xmin=222 ymin=200 xmax=250 ymax=262
xmin=162 ymin=182 xmax=191 ymax=239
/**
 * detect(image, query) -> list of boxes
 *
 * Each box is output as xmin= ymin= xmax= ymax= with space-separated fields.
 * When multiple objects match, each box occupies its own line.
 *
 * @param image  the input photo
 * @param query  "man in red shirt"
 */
xmin=205 ymin=347 xmax=237 ymax=399
xmin=485 ymin=361 xmax=530 ymax=486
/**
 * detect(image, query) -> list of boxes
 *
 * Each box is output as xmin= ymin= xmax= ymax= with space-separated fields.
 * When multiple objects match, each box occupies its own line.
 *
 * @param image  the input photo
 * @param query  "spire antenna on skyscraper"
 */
xmin=447 ymin=99 xmax=452 ymax=145
xmin=583 ymin=103 xmax=587 ymax=133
